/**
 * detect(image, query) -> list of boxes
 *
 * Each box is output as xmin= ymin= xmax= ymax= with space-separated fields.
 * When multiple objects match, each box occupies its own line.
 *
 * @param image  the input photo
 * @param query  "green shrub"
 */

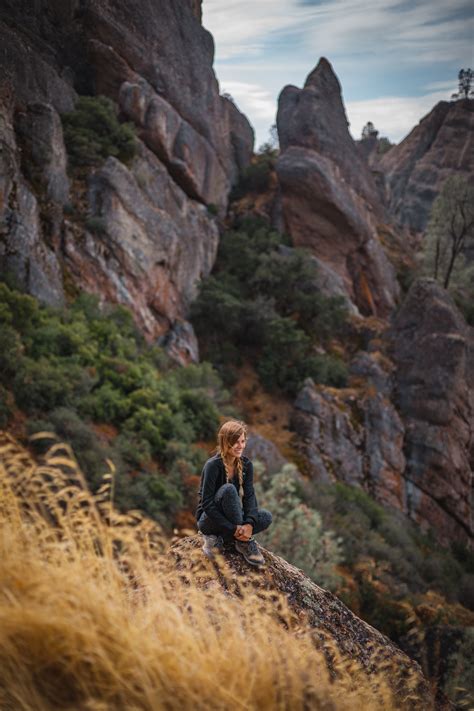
xmin=14 ymin=357 xmax=94 ymax=413
xmin=62 ymin=95 xmax=137 ymax=168
xmin=230 ymin=152 xmax=275 ymax=199
xmin=0 ymin=324 xmax=23 ymax=379
xmin=27 ymin=408 xmax=116 ymax=489
xmin=443 ymin=628 xmax=474 ymax=709
xmin=256 ymin=464 xmax=344 ymax=591
xmin=0 ymin=280 xmax=229 ymax=526
xmin=0 ymin=385 xmax=11 ymax=428
xmin=190 ymin=220 xmax=348 ymax=395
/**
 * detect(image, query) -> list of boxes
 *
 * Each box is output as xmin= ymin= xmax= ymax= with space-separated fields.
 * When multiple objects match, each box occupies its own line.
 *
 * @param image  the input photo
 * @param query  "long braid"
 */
xmin=222 ymin=455 xmax=244 ymax=495
xmin=216 ymin=420 xmax=247 ymax=496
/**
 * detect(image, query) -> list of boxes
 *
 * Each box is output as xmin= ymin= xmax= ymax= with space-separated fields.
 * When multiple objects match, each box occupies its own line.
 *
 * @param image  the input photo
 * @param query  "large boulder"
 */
xmin=388 ymin=278 xmax=474 ymax=545
xmin=380 ymin=99 xmax=474 ymax=233
xmin=170 ymin=536 xmax=448 ymax=710
xmin=276 ymin=58 xmax=400 ymax=317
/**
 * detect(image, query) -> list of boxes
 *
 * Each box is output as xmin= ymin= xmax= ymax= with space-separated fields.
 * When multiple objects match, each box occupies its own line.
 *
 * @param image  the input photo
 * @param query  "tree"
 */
xmin=420 ymin=176 xmax=474 ymax=290
xmin=361 ymin=121 xmax=378 ymax=139
xmin=256 ymin=464 xmax=344 ymax=590
xmin=257 ymin=123 xmax=279 ymax=154
xmin=451 ymin=69 xmax=474 ymax=100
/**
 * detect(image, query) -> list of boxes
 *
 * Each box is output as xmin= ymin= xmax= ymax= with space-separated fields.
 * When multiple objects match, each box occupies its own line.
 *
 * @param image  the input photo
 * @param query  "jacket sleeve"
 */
xmin=200 ymin=459 xmax=237 ymax=533
xmin=242 ymin=460 xmax=259 ymax=527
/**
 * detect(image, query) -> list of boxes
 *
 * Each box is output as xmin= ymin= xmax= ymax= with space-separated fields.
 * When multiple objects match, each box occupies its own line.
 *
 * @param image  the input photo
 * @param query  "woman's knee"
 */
xmin=255 ymin=508 xmax=272 ymax=533
xmin=215 ymin=483 xmax=239 ymax=502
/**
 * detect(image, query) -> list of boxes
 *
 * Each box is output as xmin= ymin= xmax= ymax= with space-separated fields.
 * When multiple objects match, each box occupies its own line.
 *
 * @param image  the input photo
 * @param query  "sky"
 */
xmin=202 ymin=0 xmax=474 ymax=148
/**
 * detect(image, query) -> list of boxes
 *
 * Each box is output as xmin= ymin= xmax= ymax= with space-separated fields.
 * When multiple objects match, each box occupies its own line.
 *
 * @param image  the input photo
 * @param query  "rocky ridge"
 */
xmin=0 ymin=0 xmax=253 ymax=354
xmin=290 ymin=279 xmax=474 ymax=546
xmin=380 ymin=99 xmax=474 ymax=233
xmin=276 ymin=58 xmax=400 ymax=318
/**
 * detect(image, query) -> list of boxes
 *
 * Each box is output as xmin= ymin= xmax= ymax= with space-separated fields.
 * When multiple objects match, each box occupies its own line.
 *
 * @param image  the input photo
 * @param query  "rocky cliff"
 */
xmin=290 ymin=278 xmax=474 ymax=546
xmin=276 ymin=58 xmax=400 ymax=317
xmin=380 ymin=99 xmax=474 ymax=233
xmin=0 ymin=0 xmax=253 ymax=356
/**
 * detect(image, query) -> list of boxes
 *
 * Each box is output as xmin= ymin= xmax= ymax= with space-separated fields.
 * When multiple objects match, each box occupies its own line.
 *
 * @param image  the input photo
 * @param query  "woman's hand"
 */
xmin=234 ymin=523 xmax=253 ymax=541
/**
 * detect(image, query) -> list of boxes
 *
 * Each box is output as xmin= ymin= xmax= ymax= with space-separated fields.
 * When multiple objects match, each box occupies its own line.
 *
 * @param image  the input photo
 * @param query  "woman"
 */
xmin=196 ymin=419 xmax=272 ymax=566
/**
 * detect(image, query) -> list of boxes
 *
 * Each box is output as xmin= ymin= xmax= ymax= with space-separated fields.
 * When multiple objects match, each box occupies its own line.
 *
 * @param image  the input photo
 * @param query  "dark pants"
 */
xmin=197 ymin=483 xmax=272 ymax=541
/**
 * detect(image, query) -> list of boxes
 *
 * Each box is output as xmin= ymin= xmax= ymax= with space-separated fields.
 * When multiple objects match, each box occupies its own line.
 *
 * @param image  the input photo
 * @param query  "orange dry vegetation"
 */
xmin=231 ymin=363 xmax=296 ymax=461
xmin=0 ymin=432 xmax=422 ymax=711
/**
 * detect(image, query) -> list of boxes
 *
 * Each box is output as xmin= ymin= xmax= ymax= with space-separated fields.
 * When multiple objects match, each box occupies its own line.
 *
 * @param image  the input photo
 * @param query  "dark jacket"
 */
xmin=195 ymin=453 xmax=259 ymax=533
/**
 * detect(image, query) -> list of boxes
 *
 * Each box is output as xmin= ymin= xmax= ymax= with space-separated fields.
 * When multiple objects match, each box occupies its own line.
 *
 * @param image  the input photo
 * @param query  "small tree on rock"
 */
xmin=420 ymin=175 xmax=474 ymax=290
xmin=361 ymin=121 xmax=378 ymax=139
xmin=451 ymin=69 xmax=474 ymax=100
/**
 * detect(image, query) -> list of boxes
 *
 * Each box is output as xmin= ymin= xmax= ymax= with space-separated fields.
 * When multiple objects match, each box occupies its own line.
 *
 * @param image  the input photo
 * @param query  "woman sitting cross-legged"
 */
xmin=195 ymin=419 xmax=272 ymax=566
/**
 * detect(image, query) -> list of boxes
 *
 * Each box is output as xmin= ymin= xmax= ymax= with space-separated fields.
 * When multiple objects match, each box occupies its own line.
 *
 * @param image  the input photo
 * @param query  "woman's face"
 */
xmin=229 ymin=433 xmax=246 ymax=458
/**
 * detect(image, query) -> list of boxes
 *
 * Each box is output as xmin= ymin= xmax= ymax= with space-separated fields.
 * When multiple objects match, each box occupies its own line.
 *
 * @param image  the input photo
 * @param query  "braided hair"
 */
xmin=215 ymin=420 xmax=248 ymax=493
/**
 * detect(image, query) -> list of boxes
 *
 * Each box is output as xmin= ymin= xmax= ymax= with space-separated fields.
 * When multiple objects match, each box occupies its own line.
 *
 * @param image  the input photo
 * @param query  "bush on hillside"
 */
xmin=230 ymin=149 xmax=276 ymax=199
xmin=62 ymin=95 xmax=137 ymax=169
xmin=256 ymin=464 xmax=344 ymax=591
xmin=0 ymin=283 xmax=228 ymax=528
xmin=191 ymin=220 xmax=348 ymax=394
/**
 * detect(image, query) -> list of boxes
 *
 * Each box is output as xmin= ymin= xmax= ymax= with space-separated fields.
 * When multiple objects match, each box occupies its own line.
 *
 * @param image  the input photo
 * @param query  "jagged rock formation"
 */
xmin=170 ymin=535 xmax=450 ymax=710
xmin=380 ymin=99 xmax=474 ymax=233
xmin=276 ymin=58 xmax=400 ymax=317
xmin=388 ymin=278 xmax=474 ymax=545
xmin=0 ymin=0 xmax=253 ymax=352
xmin=291 ymin=367 xmax=407 ymax=514
xmin=291 ymin=279 xmax=474 ymax=546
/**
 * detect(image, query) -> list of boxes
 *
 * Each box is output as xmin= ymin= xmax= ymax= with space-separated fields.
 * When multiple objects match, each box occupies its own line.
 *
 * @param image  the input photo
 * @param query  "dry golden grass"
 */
xmin=0 ymin=432 xmax=428 ymax=710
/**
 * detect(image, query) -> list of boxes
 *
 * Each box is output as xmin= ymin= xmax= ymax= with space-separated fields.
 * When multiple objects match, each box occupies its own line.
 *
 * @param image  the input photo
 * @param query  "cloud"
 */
xmin=202 ymin=0 xmax=472 ymax=145
xmin=204 ymin=0 xmax=473 ymax=65
xmin=345 ymin=90 xmax=450 ymax=143
xmin=220 ymin=81 xmax=276 ymax=122
xmin=203 ymin=0 xmax=313 ymax=59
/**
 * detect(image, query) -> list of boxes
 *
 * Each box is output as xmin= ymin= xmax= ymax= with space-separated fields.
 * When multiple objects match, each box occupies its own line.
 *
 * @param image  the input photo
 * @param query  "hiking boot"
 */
xmin=202 ymin=534 xmax=224 ymax=560
xmin=234 ymin=537 xmax=265 ymax=566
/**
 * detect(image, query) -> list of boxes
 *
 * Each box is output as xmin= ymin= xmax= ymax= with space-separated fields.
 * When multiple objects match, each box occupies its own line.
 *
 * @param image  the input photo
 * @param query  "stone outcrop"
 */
xmin=63 ymin=144 xmax=219 ymax=343
xmin=0 ymin=0 xmax=253 ymax=350
xmin=380 ymin=99 xmax=474 ymax=233
xmin=291 ymin=279 xmax=474 ymax=546
xmin=0 ymin=92 xmax=65 ymax=306
xmin=291 ymin=370 xmax=406 ymax=513
xmin=276 ymin=58 xmax=400 ymax=317
xmin=170 ymin=536 xmax=449 ymax=710
xmin=388 ymin=278 xmax=474 ymax=545
xmin=244 ymin=431 xmax=288 ymax=475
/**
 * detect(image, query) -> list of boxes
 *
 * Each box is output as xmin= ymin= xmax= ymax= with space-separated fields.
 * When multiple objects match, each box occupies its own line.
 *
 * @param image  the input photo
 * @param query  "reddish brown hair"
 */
xmin=215 ymin=420 xmax=247 ymax=491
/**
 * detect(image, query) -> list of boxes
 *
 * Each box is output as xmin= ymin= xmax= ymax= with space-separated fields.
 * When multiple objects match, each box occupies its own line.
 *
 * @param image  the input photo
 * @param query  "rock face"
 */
xmin=276 ymin=58 xmax=400 ymax=317
xmin=291 ymin=371 xmax=406 ymax=513
xmin=388 ymin=278 xmax=474 ymax=545
xmin=63 ymin=146 xmax=219 ymax=342
xmin=380 ymin=99 xmax=474 ymax=233
xmin=292 ymin=279 xmax=474 ymax=546
xmin=0 ymin=0 xmax=253 ymax=349
xmin=0 ymin=92 xmax=65 ymax=306
xmin=170 ymin=536 xmax=447 ymax=710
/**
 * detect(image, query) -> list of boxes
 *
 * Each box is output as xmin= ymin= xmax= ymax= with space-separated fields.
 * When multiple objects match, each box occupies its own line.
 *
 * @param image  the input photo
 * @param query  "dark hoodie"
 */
xmin=195 ymin=453 xmax=259 ymax=533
